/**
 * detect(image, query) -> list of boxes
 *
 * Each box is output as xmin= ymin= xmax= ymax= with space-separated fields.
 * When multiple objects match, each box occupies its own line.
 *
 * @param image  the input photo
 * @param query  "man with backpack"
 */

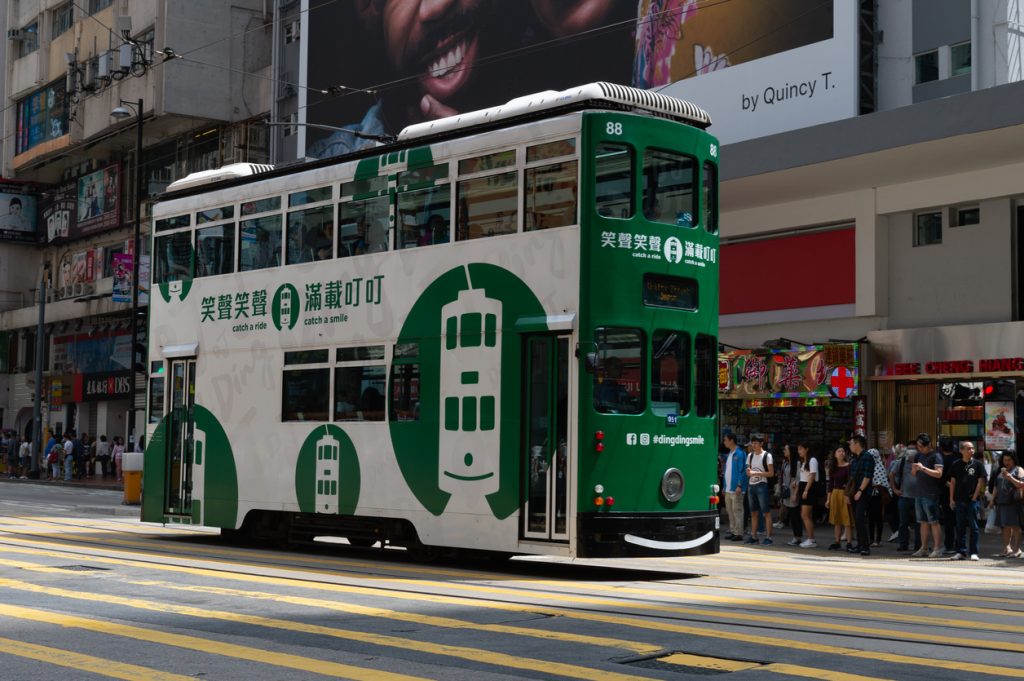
xmin=745 ymin=434 xmax=775 ymax=545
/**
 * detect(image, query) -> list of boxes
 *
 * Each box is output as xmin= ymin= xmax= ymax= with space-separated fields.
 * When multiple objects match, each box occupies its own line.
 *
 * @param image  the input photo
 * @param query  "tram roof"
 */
xmin=161 ymin=83 xmax=711 ymax=201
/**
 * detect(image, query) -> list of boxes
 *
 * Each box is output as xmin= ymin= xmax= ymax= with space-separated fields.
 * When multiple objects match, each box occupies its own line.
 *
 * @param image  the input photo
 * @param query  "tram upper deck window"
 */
xmin=239 ymin=215 xmax=282 ymax=271
xmin=396 ymin=164 xmax=450 ymax=250
xmin=195 ymin=224 xmax=235 ymax=278
xmin=525 ymin=139 xmax=577 ymax=231
xmin=286 ymin=205 xmax=334 ymax=265
xmin=457 ymin=171 xmax=517 ymax=241
xmin=593 ymin=327 xmax=644 ymax=415
xmin=643 ymin=149 xmax=694 ymax=227
xmin=595 ymin=143 xmax=633 ymax=219
xmin=340 ymin=196 xmax=390 ymax=256
xmin=154 ymin=231 xmax=193 ymax=284
xmin=651 ymin=330 xmax=690 ymax=417
xmin=702 ymin=162 xmax=718 ymax=234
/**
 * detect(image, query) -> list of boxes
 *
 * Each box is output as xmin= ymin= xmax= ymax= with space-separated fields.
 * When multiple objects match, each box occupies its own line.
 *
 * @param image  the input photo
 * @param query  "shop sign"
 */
xmin=75 ymin=371 xmax=132 ymax=402
xmin=853 ymin=396 xmax=867 ymax=437
xmin=719 ymin=343 xmax=859 ymax=400
xmin=889 ymin=357 xmax=1024 ymax=376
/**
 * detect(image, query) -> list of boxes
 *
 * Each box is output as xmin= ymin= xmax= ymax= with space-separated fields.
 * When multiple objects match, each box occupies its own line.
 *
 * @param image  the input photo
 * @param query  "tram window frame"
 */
xmin=148 ymin=373 xmax=165 ymax=425
xmin=694 ymin=334 xmax=717 ymax=418
xmin=154 ymin=230 xmax=194 ymax=284
xmin=340 ymin=195 xmax=392 ymax=256
xmin=335 ymin=344 xmax=387 ymax=422
xmin=594 ymin=142 xmax=634 ymax=219
xmin=240 ymin=196 xmax=282 ymax=216
xmin=390 ymin=341 xmax=420 ymax=422
xmin=456 ymin=151 xmax=518 ymax=241
xmin=155 ymin=214 xmax=191 ymax=233
xmin=282 ymin=349 xmax=331 ymax=422
xmin=702 ymin=162 xmax=718 ymax=234
xmin=286 ymin=204 xmax=335 ymax=265
xmin=196 ymin=206 xmax=234 ymax=224
xmin=239 ymin=214 xmax=283 ymax=271
xmin=651 ymin=330 xmax=691 ymax=417
xmin=194 ymin=222 xmax=236 ymax=278
xmin=593 ymin=327 xmax=645 ymax=415
xmin=642 ymin=147 xmax=696 ymax=228
xmin=525 ymin=137 xmax=578 ymax=232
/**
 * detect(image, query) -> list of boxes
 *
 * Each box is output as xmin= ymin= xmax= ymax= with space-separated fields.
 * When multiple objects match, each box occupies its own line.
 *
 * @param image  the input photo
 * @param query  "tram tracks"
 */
xmin=0 ymin=519 xmax=1022 ymax=665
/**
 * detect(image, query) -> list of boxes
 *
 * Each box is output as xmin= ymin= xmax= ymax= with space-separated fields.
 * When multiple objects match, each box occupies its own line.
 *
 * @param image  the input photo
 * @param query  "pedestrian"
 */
xmin=890 ymin=441 xmax=921 ymax=552
xmin=991 ymin=451 xmax=1024 ymax=558
xmin=721 ymin=432 xmax=748 ymax=542
xmin=18 ymin=436 xmax=31 ymax=479
xmin=825 ymin=445 xmax=854 ymax=550
xmin=744 ymin=434 xmax=774 ymax=545
xmin=96 ymin=435 xmax=111 ymax=477
xmin=937 ymin=438 xmax=959 ymax=555
xmin=797 ymin=441 xmax=819 ymax=547
xmin=45 ymin=434 xmax=60 ymax=481
xmin=779 ymin=443 xmax=803 ymax=544
xmin=947 ymin=441 xmax=985 ymax=561
xmin=4 ymin=431 xmax=17 ymax=478
xmin=910 ymin=433 xmax=945 ymax=558
xmin=62 ymin=432 xmax=75 ymax=481
xmin=868 ymin=447 xmax=892 ymax=547
xmin=113 ymin=436 xmax=126 ymax=482
xmin=848 ymin=435 xmax=874 ymax=556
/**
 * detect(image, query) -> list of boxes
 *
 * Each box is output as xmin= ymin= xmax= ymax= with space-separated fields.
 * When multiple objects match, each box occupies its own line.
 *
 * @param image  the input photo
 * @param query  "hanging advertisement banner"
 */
xmin=76 ymin=164 xmax=121 ymax=237
xmin=112 ymin=253 xmax=133 ymax=303
xmin=0 ymin=181 xmax=39 ymax=243
xmin=984 ymin=401 xmax=1015 ymax=450
xmin=719 ymin=343 xmax=859 ymax=400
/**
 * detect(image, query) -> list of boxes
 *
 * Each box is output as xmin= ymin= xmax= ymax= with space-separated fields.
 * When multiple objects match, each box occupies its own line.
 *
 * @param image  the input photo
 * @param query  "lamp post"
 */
xmin=111 ymin=98 xmax=144 ymax=450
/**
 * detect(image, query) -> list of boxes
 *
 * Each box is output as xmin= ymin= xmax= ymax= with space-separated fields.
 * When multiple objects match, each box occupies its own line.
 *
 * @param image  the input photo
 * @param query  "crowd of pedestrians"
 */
xmin=1 ymin=430 xmax=127 ymax=483
xmin=720 ymin=431 xmax=1024 ymax=559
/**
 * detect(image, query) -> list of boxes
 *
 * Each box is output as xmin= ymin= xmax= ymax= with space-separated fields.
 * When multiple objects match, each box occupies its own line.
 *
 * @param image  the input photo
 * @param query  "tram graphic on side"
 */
xmin=279 ymin=287 xmax=293 ymax=328
xmin=438 ymin=286 xmax=502 ymax=511
xmin=315 ymin=427 xmax=340 ymax=514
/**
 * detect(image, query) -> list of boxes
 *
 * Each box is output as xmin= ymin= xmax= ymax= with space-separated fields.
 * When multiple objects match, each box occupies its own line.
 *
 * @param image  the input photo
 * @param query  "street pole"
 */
xmin=30 ymin=274 xmax=45 ymax=477
xmin=129 ymin=95 xmax=143 ymax=446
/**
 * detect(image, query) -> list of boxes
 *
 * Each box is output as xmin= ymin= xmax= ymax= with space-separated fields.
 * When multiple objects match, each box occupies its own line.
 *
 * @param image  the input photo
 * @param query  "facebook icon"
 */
xmin=626 ymin=433 xmax=638 ymax=445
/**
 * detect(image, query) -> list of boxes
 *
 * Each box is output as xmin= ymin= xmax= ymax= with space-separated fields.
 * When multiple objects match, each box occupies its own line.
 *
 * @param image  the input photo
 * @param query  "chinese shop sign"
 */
xmin=719 ymin=343 xmax=860 ymax=399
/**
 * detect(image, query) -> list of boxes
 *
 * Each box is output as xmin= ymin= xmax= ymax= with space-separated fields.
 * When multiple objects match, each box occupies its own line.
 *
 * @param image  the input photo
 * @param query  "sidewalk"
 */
xmin=0 ymin=473 xmax=123 ymax=492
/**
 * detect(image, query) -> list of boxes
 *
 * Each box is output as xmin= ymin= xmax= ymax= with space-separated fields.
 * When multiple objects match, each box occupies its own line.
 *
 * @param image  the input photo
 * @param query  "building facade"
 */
xmin=1 ymin=0 xmax=272 ymax=455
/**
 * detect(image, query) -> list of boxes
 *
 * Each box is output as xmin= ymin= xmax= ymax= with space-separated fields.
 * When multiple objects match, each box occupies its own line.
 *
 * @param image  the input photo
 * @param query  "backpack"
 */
xmin=746 ymin=451 xmax=774 ymax=483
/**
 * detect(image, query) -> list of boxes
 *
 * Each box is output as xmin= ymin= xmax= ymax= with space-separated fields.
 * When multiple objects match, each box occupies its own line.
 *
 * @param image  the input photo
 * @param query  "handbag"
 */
xmin=843 ymin=478 xmax=857 ymax=499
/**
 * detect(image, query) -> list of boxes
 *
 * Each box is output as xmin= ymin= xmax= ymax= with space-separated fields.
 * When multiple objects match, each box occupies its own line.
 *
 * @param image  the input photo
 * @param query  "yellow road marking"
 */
xmin=660 ymin=652 xmax=761 ymax=671
xmin=0 ymin=635 xmax=195 ymax=681
xmin=1 ymin=540 xmax=1023 ymax=678
xmin=526 ymin=581 xmax=1024 ymax=634
xmin=760 ymin=663 xmax=893 ymax=681
xmin=0 ymin=576 xmax=655 ymax=681
xmin=0 ymin=603 xmax=429 ymax=681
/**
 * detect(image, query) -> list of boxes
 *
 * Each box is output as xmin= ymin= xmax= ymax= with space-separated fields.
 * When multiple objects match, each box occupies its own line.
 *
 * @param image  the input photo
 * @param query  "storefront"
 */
xmin=718 ymin=343 xmax=864 ymax=453
xmin=868 ymin=322 xmax=1024 ymax=455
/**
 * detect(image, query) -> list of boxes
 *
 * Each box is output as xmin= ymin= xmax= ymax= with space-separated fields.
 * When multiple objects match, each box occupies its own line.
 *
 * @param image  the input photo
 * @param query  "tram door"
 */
xmin=522 ymin=335 xmax=570 ymax=542
xmin=165 ymin=358 xmax=198 ymax=517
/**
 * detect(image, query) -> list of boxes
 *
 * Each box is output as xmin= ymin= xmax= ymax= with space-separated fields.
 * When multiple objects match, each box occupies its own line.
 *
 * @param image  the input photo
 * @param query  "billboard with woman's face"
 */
xmin=302 ymin=0 xmax=849 ymax=154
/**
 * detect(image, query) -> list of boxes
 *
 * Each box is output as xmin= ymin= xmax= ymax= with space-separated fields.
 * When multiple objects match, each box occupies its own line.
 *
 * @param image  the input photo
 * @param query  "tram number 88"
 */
xmin=605 ymin=122 xmax=623 ymax=136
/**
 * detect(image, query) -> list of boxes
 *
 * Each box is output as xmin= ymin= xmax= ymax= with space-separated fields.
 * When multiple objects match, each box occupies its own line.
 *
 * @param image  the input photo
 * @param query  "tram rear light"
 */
xmin=595 ymin=430 xmax=604 ymax=441
xmin=605 ymin=496 xmax=615 ymax=507
xmin=594 ymin=496 xmax=605 ymax=506
xmin=595 ymin=442 xmax=604 ymax=453
xmin=709 ymin=495 xmax=720 ymax=505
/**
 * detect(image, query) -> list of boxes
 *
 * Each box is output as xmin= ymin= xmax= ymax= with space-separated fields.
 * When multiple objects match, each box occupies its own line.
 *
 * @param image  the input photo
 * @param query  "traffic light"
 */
xmin=133 ymin=339 xmax=147 ymax=374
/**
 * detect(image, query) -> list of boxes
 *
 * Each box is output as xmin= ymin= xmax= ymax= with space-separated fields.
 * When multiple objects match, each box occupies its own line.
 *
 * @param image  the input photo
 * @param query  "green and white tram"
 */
xmin=143 ymin=83 xmax=721 ymax=558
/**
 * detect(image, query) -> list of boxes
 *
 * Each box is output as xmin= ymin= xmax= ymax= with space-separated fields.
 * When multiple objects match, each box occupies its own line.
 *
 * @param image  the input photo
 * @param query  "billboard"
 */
xmin=0 ymin=181 xmax=38 ymax=243
xmin=76 ymin=164 xmax=121 ymax=237
xmin=301 ymin=0 xmax=855 ymax=155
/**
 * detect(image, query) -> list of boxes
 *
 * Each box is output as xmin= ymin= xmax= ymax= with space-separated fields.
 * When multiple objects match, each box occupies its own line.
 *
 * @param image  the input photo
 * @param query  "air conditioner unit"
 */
xmin=73 ymin=282 xmax=85 ymax=297
xmin=82 ymin=283 xmax=95 ymax=295
xmin=61 ymin=285 xmax=73 ymax=299
xmin=7 ymin=29 xmax=25 ymax=41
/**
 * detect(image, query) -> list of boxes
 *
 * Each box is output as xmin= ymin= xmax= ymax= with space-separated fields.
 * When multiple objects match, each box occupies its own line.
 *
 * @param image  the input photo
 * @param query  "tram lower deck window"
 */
xmin=282 ymin=368 xmax=330 ymax=421
xmin=593 ymin=327 xmax=644 ymax=415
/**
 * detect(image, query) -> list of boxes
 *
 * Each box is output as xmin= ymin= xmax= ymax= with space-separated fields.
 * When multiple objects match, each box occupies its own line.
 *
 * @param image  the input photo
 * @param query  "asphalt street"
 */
xmin=0 ymin=481 xmax=1022 ymax=680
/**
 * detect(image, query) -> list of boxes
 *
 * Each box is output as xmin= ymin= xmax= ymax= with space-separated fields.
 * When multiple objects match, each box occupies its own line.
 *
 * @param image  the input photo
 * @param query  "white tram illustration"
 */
xmin=279 ymin=286 xmax=293 ymax=328
xmin=315 ymin=426 xmax=340 ymax=513
xmin=191 ymin=425 xmax=207 ymax=523
xmin=438 ymin=285 xmax=502 ymax=510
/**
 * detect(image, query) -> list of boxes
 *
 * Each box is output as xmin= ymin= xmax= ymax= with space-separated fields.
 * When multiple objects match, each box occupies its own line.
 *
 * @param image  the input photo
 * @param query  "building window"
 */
xmin=914 ymin=211 xmax=943 ymax=246
xmin=952 ymin=205 xmax=980 ymax=227
xmin=915 ymin=50 xmax=939 ymax=84
xmin=18 ymin=23 xmax=39 ymax=58
xmin=89 ymin=0 xmax=114 ymax=13
xmin=951 ymin=42 xmax=971 ymax=77
xmin=52 ymin=3 xmax=74 ymax=39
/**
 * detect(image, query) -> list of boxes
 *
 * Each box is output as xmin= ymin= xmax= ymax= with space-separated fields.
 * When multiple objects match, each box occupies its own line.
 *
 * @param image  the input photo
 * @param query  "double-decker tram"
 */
xmin=143 ymin=83 xmax=721 ymax=558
